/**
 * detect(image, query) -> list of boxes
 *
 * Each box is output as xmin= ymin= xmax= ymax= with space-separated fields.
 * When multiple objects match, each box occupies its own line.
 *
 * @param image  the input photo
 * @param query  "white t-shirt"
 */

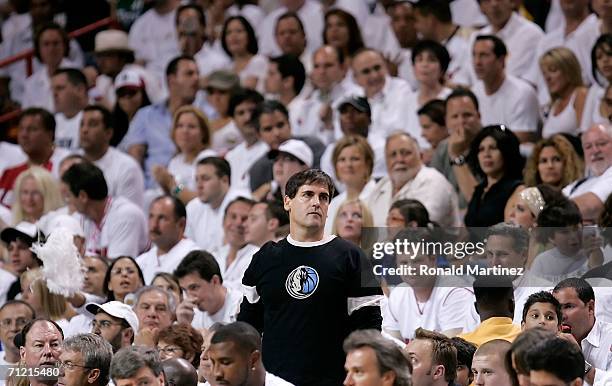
xmin=128 ymin=7 xmax=179 ymax=80
xmin=382 ymin=284 xmax=478 ymax=340
xmin=195 ymin=44 xmax=232 ymax=78
xmin=0 ymin=268 xmax=16 ymax=306
xmin=185 ymin=188 xmax=250 ymax=252
xmin=225 ymin=141 xmax=269 ymax=191
xmin=211 ymin=244 xmax=259 ymax=291
xmin=264 ymin=372 xmax=295 ymax=386
xmin=192 ymin=287 xmax=243 ymax=329
xmin=81 ymin=196 xmax=148 ymax=259
xmin=581 ymin=84 xmax=608 ymax=132
xmin=22 ymin=65 xmax=54 ymax=112
xmin=362 ymin=4 xmax=401 ymax=60
xmin=90 ymin=147 xmax=146 ymax=208
xmin=563 ymin=166 xmax=612 ymax=203
xmin=237 ymin=54 xmax=268 ymax=92
xmin=367 ymin=166 xmax=461 ymax=228
xmin=167 ymin=149 xmax=217 ymax=191
xmin=226 ymin=4 xmax=265 ymax=30
xmin=472 ymin=75 xmax=540 ymax=133
xmin=136 ymin=238 xmax=199 ymax=284
xmin=55 ymin=110 xmax=83 ymax=150
xmin=450 ymin=0 xmax=487 ymax=27
xmin=530 ymin=247 xmax=589 ymax=283
xmin=0 ymin=142 xmax=26 ymax=177
xmin=64 ymin=313 xmax=93 ymax=338
xmin=469 ymin=13 xmax=544 ymax=82
xmin=211 ymin=121 xmax=243 ymax=154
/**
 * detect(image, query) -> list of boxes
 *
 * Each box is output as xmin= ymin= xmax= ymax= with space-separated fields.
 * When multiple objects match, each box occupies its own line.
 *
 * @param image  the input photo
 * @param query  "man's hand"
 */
xmin=448 ymin=126 xmax=470 ymax=159
xmin=176 ymin=297 xmax=197 ymax=324
xmin=134 ymin=327 xmax=159 ymax=347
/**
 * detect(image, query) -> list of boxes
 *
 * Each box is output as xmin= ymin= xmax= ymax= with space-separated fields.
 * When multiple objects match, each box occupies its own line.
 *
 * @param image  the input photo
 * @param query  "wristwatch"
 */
xmin=449 ymin=154 xmax=466 ymax=166
xmin=585 ymin=360 xmax=592 ymax=375
xmin=172 ymin=184 xmax=185 ymax=197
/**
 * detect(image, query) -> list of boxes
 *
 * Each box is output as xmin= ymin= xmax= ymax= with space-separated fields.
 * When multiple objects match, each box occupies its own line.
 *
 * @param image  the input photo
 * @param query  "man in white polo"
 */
xmin=563 ymin=124 xmax=612 ymax=223
xmin=136 ymin=195 xmax=198 ymax=284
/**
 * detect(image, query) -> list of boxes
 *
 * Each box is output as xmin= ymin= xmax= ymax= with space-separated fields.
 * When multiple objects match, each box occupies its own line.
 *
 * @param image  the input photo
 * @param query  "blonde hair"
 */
xmin=524 ymin=134 xmax=584 ymax=188
xmin=539 ymin=47 xmax=584 ymax=100
xmin=11 ymin=166 xmax=63 ymax=224
xmin=171 ymin=105 xmax=212 ymax=151
xmin=331 ymin=199 xmax=375 ymax=248
xmin=331 ymin=135 xmax=374 ymax=181
xmin=21 ymin=268 xmax=69 ymax=321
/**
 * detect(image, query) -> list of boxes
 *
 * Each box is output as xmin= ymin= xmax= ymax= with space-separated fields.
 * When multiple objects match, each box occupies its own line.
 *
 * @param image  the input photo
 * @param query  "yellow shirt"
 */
xmin=458 ymin=317 xmax=522 ymax=347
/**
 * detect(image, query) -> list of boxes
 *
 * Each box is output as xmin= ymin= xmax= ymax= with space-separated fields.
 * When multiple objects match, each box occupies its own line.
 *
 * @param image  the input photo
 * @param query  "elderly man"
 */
xmin=136 ymin=195 xmax=197 ymax=284
xmin=367 ymin=132 xmax=460 ymax=227
xmin=16 ymin=319 xmax=63 ymax=386
xmin=57 ymin=333 xmax=113 ymax=386
xmin=111 ymin=346 xmax=165 ymax=386
xmin=563 ymin=124 xmax=612 ymax=223
xmin=133 ymin=286 xmax=176 ymax=347
xmin=343 ymin=329 xmax=412 ymax=386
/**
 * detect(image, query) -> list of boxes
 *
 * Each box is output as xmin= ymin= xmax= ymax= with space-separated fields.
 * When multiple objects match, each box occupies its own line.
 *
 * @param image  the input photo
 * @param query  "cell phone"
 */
xmin=583 ymin=225 xmax=600 ymax=238
xmin=561 ymin=324 xmax=572 ymax=334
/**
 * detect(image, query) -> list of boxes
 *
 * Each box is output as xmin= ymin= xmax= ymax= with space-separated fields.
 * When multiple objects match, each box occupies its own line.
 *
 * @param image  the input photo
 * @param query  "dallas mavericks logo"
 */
xmin=285 ymin=265 xmax=319 ymax=299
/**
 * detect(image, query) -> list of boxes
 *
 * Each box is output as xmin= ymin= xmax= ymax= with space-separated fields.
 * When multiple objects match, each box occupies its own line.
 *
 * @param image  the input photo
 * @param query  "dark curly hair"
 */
xmin=468 ymin=125 xmax=524 ymax=181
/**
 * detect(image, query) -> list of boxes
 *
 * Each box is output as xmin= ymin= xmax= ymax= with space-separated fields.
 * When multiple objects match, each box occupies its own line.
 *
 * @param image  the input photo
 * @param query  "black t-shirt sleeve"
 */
xmin=345 ymin=246 xmax=383 ymax=331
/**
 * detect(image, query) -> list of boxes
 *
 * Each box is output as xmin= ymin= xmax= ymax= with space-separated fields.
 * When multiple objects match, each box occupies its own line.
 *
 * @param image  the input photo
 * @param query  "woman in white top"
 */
xmin=539 ymin=47 xmax=587 ymax=138
xmin=153 ymin=106 xmax=216 ymax=204
xmin=407 ymin=40 xmax=453 ymax=148
xmin=12 ymin=167 xmax=63 ymax=225
xmin=324 ymin=135 xmax=377 ymax=235
xmin=221 ymin=16 xmax=268 ymax=91
xmin=582 ymin=34 xmax=612 ymax=130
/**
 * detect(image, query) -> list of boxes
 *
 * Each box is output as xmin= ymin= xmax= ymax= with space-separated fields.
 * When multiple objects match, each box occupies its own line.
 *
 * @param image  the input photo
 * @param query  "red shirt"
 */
xmin=0 ymin=161 xmax=53 ymax=208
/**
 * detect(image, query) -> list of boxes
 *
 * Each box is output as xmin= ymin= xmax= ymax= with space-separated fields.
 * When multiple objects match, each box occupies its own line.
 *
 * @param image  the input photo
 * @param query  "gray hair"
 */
xmin=385 ymin=131 xmax=420 ymax=151
xmin=63 ymin=333 xmax=113 ymax=386
xmin=132 ymin=285 xmax=177 ymax=315
xmin=485 ymin=222 xmax=529 ymax=253
xmin=343 ymin=330 xmax=412 ymax=386
xmin=111 ymin=345 xmax=163 ymax=381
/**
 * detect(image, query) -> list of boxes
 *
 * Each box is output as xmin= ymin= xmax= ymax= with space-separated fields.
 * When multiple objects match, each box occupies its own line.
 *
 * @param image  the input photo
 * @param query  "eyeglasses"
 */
xmin=57 ymin=361 xmax=92 ymax=371
xmin=0 ymin=317 xmax=31 ymax=328
xmin=91 ymin=319 xmax=124 ymax=330
xmin=158 ymin=345 xmax=183 ymax=355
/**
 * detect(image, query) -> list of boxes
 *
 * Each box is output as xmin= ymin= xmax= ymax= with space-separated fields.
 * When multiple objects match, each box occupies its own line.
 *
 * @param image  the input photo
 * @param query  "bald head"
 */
xmin=162 ymin=358 xmax=198 ymax=386
xmin=352 ymin=49 xmax=387 ymax=97
xmin=311 ymin=45 xmax=345 ymax=91
xmin=582 ymin=123 xmax=612 ymax=176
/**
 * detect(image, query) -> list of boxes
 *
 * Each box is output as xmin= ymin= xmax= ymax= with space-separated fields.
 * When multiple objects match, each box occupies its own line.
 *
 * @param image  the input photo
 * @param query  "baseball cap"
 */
xmin=0 ymin=222 xmax=45 ymax=245
xmin=114 ymin=68 xmax=145 ymax=92
xmin=268 ymin=139 xmax=313 ymax=168
xmin=338 ymin=96 xmax=371 ymax=116
xmin=206 ymin=70 xmax=240 ymax=91
xmin=86 ymin=301 xmax=139 ymax=332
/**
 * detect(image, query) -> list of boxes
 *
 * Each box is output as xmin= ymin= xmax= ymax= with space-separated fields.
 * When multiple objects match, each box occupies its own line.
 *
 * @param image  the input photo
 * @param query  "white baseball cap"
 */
xmin=114 ymin=68 xmax=145 ymax=92
xmin=86 ymin=301 xmax=139 ymax=332
xmin=268 ymin=139 xmax=313 ymax=168
xmin=95 ymin=30 xmax=133 ymax=54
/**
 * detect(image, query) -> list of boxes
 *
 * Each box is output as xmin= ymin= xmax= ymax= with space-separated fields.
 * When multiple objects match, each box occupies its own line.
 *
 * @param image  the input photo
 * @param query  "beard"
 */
xmin=109 ymin=329 xmax=123 ymax=353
